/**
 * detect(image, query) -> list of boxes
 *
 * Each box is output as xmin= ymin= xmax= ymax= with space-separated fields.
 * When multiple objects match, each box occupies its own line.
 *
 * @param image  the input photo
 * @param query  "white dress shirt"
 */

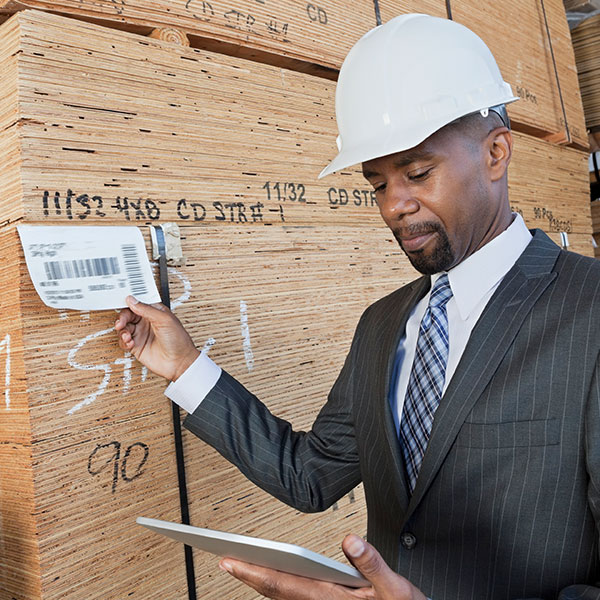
xmin=165 ymin=214 xmax=532 ymax=422
xmin=389 ymin=213 xmax=532 ymax=434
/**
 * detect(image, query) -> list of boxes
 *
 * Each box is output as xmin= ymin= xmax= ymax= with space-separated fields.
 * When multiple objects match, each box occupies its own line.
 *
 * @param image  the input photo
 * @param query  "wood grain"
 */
xmin=0 ymin=8 xmax=594 ymax=600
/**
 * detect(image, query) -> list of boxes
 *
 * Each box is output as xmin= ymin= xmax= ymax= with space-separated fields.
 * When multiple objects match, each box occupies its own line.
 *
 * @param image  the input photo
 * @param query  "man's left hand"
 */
xmin=219 ymin=533 xmax=427 ymax=600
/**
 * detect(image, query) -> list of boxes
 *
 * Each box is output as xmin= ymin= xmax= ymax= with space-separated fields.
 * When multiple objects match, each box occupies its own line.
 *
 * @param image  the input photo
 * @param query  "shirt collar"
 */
xmin=433 ymin=213 xmax=532 ymax=321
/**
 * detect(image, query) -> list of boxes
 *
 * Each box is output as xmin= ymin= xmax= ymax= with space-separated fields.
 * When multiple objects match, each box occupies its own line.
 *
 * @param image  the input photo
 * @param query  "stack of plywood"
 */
xmin=0 ymin=0 xmax=589 ymax=148
xmin=0 ymin=3 xmax=594 ymax=600
xmin=571 ymin=13 xmax=600 ymax=132
xmin=380 ymin=0 xmax=589 ymax=148
xmin=0 ymin=0 xmax=427 ymax=76
xmin=564 ymin=0 xmax=600 ymax=12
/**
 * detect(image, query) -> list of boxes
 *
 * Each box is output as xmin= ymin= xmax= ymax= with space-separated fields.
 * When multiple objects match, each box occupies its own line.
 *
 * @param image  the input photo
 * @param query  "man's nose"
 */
xmin=378 ymin=183 xmax=419 ymax=221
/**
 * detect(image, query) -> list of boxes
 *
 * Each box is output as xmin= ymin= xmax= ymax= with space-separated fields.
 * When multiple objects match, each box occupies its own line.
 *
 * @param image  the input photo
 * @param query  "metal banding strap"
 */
xmin=540 ymin=0 xmax=572 ymax=144
xmin=153 ymin=225 xmax=197 ymax=600
xmin=445 ymin=0 xmax=453 ymax=20
xmin=373 ymin=0 xmax=382 ymax=26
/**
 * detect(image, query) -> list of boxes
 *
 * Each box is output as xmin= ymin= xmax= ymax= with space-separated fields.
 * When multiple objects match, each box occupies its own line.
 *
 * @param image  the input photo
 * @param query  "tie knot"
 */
xmin=429 ymin=274 xmax=452 ymax=309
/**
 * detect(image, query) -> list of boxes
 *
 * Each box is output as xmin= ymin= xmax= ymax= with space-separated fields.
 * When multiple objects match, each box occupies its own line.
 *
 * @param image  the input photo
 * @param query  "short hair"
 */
xmin=445 ymin=104 xmax=510 ymax=146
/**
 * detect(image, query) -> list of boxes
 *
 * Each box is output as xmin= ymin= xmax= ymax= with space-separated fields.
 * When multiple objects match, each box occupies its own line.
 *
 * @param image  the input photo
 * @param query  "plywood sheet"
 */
xmin=571 ymin=13 xmax=600 ymax=131
xmin=0 ymin=0 xmax=382 ymax=74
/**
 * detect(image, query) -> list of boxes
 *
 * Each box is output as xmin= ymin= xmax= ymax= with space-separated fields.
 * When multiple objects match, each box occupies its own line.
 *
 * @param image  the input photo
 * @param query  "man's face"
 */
xmin=362 ymin=125 xmax=503 ymax=275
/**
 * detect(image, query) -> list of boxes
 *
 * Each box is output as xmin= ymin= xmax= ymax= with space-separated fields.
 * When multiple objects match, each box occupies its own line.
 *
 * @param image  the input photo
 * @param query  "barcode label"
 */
xmin=44 ymin=257 xmax=120 ymax=280
xmin=121 ymin=244 xmax=148 ymax=296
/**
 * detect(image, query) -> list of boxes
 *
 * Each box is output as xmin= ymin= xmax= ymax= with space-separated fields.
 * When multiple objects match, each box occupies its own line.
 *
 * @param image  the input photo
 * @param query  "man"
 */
xmin=115 ymin=14 xmax=600 ymax=600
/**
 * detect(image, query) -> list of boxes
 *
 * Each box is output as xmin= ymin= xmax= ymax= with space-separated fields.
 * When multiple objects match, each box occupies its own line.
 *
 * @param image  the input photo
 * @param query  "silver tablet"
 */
xmin=137 ymin=517 xmax=369 ymax=588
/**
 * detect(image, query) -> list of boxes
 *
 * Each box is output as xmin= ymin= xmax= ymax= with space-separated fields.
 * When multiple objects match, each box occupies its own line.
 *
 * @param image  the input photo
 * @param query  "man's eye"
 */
xmin=408 ymin=168 xmax=433 ymax=181
xmin=373 ymin=183 xmax=387 ymax=193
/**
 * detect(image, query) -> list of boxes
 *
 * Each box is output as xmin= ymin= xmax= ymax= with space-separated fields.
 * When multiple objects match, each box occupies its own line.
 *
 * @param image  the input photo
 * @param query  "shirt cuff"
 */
xmin=164 ymin=352 xmax=222 ymax=414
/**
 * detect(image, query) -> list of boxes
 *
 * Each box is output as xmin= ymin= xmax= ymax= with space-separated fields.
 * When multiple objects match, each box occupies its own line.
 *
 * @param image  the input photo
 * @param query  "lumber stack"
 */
xmin=378 ymin=0 xmax=589 ymax=148
xmin=0 ymin=0 xmax=589 ymax=148
xmin=0 ymin=4 xmax=594 ymax=600
xmin=564 ymin=0 xmax=600 ymax=12
xmin=571 ymin=14 xmax=600 ymax=132
xmin=0 ymin=0 xmax=380 ymax=76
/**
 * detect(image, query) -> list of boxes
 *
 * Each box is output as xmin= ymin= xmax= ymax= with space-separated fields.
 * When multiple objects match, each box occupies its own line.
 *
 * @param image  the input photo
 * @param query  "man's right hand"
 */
xmin=115 ymin=296 xmax=200 ymax=382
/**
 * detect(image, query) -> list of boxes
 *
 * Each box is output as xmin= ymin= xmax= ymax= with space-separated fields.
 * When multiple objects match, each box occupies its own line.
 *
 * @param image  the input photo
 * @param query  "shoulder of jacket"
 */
xmin=359 ymin=277 xmax=427 ymax=324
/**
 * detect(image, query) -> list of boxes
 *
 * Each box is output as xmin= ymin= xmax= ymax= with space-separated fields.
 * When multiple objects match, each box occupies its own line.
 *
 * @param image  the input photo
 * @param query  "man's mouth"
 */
xmin=396 ymin=230 xmax=437 ymax=252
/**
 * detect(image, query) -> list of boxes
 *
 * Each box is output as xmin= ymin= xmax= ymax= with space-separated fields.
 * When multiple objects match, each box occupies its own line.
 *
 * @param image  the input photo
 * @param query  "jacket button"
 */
xmin=401 ymin=532 xmax=417 ymax=550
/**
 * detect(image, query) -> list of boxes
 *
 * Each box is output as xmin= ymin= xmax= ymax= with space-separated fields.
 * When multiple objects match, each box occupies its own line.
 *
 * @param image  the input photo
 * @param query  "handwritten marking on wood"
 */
xmin=87 ymin=440 xmax=149 ymax=494
xmin=66 ymin=268 xmax=191 ymax=414
xmin=201 ymin=337 xmax=216 ymax=354
xmin=0 ymin=334 xmax=10 ymax=410
xmin=240 ymin=301 xmax=254 ymax=372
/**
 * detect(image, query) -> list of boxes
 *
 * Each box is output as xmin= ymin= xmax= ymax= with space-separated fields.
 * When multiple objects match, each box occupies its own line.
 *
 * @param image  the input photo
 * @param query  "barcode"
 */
xmin=121 ymin=244 xmax=148 ymax=296
xmin=44 ymin=257 xmax=120 ymax=280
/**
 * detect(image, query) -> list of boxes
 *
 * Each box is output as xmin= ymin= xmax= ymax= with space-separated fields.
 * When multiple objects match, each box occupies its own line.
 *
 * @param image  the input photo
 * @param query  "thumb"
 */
xmin=343 ymin=534 xmax=409 ymax=594
xmin=126 ymin=295 xmax=168 ymax=322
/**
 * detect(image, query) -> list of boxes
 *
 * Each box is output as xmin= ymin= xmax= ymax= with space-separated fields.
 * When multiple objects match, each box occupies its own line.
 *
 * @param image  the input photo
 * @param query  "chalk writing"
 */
xmin=201 ymin=337 xmax=216 ymax=354
xmin=66 ymin=266 xmax=191 ymax=414
xmin=0 ymin=334 xmax=10 ymax=410
xmin=67 ymin=327 xmax=115 ymax=415
xmin=88 ymin=440 xmax=149 ymax=493
xmin=533 ymin=206 xmax=572 ymax=233
xmin=327 ymin=187 xmax=377 ymax=208
xmin=262 ymin=181 xmax=306 ymax=203
xmin=240 ymin=301 xmax=254 ymax=372
xmin=114 ymin=354 xmax=134 ymax=392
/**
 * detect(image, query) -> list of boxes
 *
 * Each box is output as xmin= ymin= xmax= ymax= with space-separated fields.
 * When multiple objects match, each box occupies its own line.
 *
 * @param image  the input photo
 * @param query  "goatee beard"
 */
xmin=393 ymin=222 xmax=455 ymax=275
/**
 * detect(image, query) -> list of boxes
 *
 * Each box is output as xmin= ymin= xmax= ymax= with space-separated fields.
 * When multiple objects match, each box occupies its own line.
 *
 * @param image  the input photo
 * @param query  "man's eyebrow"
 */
xmin=362 ymin=151 xmax=436 ymax=179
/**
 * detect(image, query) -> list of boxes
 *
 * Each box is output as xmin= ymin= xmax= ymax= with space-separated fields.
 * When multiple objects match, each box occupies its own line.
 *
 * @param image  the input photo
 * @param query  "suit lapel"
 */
xmin=403 ymin=230 xmax=561 ymax=521
xmin=375 ymin=276 xmax=431 ymax=514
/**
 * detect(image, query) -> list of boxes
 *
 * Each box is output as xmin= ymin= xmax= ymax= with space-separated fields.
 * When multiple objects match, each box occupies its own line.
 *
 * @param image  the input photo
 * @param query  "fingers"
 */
xmin=115 ymin=307 xmax=138 ymax=332
xmin=126 ymin=295 xmax=170 ymax=320
xmin=117 ymin=326 xmax=135 ymax=352
xmin=219 ymin=559 xmax=343 ymax=600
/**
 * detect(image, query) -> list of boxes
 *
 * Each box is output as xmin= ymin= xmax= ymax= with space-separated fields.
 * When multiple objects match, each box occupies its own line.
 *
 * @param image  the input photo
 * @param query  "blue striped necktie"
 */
xmin=400 ymin=274 xmax=453 ymax=492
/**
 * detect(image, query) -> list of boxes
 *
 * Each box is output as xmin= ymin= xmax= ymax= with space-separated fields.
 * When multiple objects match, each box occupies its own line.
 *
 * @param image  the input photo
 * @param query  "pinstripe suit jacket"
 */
xmin=184 ymin=229 xmax=600 ymax=599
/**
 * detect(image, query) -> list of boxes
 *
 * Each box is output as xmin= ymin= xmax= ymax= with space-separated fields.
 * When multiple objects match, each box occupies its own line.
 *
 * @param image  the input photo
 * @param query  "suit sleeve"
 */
xmin=182 ymin=313 xmax=368 ymax=513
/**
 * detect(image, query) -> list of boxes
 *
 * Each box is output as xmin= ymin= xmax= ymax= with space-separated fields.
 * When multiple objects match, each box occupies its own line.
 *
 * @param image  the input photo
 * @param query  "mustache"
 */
xmin=392 ymin=221 xmax=442 ymax=240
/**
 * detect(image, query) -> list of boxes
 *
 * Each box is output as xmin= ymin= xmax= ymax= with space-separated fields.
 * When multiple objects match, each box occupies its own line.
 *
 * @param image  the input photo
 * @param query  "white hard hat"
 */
xmin=319 ymin=14 xmax=519 ymax=178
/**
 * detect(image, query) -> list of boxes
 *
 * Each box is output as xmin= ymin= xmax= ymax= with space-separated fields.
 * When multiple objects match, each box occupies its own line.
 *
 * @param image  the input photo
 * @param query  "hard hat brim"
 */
xmin=318 ymin=96 xmax=520 ymax=179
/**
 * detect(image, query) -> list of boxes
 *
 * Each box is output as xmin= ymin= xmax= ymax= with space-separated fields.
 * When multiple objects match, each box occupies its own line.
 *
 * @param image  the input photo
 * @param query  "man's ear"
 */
xmin=487 ymin=128 xmax=513 ymax=182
